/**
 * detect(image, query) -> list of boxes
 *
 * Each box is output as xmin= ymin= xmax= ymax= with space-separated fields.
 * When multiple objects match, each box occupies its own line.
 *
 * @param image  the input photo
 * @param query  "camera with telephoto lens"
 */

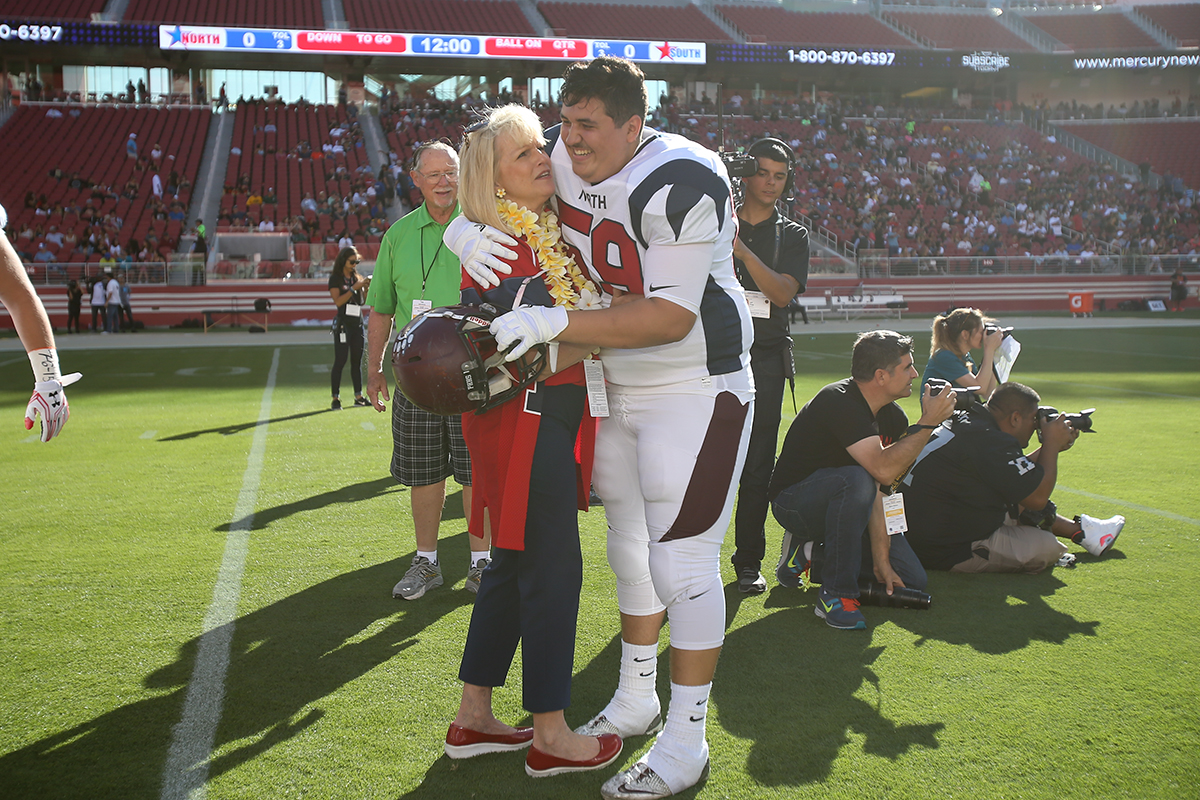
xmin=857 ymin=581 xmax=932 ymax=609
xmin=927 ymin=378 xmax=980 ymax=411
xmin=984 ymin=323 xmax=1014 ymax=338
xmin=1035 ymin=406 xmax=1096 ymax=443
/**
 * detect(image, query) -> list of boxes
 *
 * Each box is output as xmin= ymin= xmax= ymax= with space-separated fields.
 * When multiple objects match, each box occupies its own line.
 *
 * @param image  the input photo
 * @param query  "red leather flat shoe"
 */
xmin=524 ymin=733 xmax=623 ymax=778
xmin=444 ymin=722 xmax=534 ymax=759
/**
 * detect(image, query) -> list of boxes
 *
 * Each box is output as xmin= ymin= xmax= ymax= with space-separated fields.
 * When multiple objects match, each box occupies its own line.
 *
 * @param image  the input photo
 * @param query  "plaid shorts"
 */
xmin=391 ymin=392 xmax=472 ymax=487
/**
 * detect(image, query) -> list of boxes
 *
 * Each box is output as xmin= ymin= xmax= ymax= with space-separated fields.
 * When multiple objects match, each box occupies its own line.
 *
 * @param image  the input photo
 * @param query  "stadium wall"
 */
xmin=1 ymin=274 xmax=1186 ymax=331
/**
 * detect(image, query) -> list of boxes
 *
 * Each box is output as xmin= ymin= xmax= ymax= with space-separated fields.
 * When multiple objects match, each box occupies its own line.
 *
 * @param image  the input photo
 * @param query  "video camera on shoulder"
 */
xmin=720 ymin=151 xmax=758 ymax=179
xmin=927 ymin=378 xmax=980 ymax=411
xmin=985 ymin=323 xmax=1014 ymax=338
xmin=1035 ymin=406 xmax=1096 ymax=442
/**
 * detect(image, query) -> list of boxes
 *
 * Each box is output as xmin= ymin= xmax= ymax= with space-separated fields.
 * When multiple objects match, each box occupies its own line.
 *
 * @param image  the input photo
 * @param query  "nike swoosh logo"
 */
xmin=689 ymin=715 xmax=705 ymax=722
xmin=640 ymin=671 xmax=654 ymax=677
xmin=696 ymin=699 xmax=705 ymax=706
xmin=688 ymin=590 xmax=710 ymax=600
xmin=633 ymin=656 xmax=654 ymax=663
xmin=648 ymin=283 xmax=678 ymax=293
xmin=787 ymin=547 xmax=805 ymax=570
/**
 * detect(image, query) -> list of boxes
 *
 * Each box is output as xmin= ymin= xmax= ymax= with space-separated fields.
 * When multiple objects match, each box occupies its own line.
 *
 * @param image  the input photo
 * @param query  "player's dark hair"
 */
xmin=987 ymin=382 xmax=1040 ymax=417
xmin=559 ymin=56 xmax=647 ymax=126
xmin=851 ymin=330 xmax=914 ymax=381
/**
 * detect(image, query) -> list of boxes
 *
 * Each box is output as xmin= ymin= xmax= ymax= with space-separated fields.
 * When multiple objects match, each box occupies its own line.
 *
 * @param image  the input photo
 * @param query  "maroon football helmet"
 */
xmin=391 ymin=304 xmax=547 ymax=415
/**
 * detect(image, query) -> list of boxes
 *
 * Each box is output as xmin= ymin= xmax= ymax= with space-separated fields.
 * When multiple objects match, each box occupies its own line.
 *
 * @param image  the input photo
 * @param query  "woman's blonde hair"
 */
xmin=930 ymin=307 xmax=994 ymax=356
xmin=457 ymin=104 xmax=548 ymax=235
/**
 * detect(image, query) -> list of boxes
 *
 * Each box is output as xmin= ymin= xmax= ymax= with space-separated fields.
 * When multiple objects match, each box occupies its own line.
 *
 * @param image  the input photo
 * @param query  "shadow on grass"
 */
xmin=158 ymin=408 xmax=334 ymax=440
xmin=0 ymin=541 xmax=479 ymax=799
xmin=716 ymin=584 xmax=945 ymax=788
xmin=889 ymin=569 xmax=1100 ymax=655
xmin=217 ymin=476 xmax=406 ymax=531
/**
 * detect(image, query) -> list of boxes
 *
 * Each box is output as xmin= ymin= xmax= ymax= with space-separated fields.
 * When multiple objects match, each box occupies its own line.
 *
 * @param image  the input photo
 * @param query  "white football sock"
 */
xmin=600 ymin=641 xmax=660 ymax=732
xmin=470 ymin=549 xmax=490 ymax=566
xmin=416 ymin=550 xmax=438 ymax=565
xmin=645 ymin=682 xmax=712 ymax=793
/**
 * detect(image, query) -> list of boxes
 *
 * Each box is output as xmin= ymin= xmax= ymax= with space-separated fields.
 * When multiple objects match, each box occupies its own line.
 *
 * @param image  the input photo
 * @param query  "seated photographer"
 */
xmin=768 ymin=331 xmax=957 ymax=630
xmin=921 ymin=307 xmax=1002 ymax=406
xmin=900 ymin=382 xmax=1124 ymax=574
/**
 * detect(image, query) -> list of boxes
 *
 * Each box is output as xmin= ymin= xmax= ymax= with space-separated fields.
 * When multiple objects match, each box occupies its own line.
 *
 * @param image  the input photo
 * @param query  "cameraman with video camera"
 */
xmin=728 ymin=138 xmax=811 ymax=594
xmin=899 ymin=382 xmax=1125 ymax=574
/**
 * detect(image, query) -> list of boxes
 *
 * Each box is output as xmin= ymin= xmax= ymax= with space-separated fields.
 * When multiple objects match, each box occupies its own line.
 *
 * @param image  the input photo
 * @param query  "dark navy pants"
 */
xmin=459 ymin=384 xmax=585 ymax=714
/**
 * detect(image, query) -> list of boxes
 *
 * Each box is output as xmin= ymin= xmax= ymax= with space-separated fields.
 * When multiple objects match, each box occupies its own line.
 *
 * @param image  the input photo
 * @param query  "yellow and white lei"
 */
xmin=496 ymin=196 xmax=600 ymax=310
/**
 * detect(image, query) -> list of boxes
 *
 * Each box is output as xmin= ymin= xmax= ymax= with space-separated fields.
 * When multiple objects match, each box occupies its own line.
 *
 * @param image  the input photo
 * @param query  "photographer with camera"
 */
xmin=768 ymin=331 xmax=956 ymax=630
xmin=728 ymin=138 xmax=811 ymax=594
xmin=921 ymin=307 xmax=1002 ymax=406
xmin=900 ymin=382 xmax=1124 ymax=574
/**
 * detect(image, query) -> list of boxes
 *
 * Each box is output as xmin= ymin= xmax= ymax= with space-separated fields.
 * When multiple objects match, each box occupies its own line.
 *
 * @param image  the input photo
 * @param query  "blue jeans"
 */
xmin=771 ymin=465 xmax=926 ymax=599
xmin=106 ymin=303 xmax=121 ymax=332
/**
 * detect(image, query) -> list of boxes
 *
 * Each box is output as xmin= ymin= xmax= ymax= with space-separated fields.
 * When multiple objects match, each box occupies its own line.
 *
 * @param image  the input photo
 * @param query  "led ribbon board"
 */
xmin=159 ymin=25 xmax=706 ymax=64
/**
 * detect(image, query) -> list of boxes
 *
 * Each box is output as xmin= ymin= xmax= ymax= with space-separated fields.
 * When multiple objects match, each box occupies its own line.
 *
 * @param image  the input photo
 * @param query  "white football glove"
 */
xmin=490 ymin=306 xmax=569 ymax=362
xmin=443 ymin=216 xmax=518 ymax=289
xmin=24 ymin=372 xmax=81 ymax=443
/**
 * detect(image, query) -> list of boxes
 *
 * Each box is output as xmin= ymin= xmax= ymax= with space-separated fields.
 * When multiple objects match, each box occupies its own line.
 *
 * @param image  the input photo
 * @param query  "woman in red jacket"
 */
xmin=442 ymin=105 xmax=621 ymax=778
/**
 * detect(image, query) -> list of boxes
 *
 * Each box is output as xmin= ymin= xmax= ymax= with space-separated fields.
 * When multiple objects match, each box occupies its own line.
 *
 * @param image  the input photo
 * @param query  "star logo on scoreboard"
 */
xmin=658 ymin=41 xmax=673 ymax=60
xmin=168 ymin=25 xmax=183 ymax=47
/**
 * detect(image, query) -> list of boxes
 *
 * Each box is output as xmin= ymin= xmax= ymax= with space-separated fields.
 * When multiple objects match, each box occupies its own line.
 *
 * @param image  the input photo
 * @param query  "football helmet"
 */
xmin=391 ymin=304 xmax=547 ymax=415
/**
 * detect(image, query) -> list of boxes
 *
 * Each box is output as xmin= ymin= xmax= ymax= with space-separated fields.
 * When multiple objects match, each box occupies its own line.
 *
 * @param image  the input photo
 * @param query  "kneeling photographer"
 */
xmin=899 ymin=382 xmax=1125 ymax=574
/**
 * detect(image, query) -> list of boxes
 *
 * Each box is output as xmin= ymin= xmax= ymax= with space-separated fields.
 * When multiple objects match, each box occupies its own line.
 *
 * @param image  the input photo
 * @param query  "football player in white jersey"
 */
xmin=445 ymin=57 xmax=753 ymax=799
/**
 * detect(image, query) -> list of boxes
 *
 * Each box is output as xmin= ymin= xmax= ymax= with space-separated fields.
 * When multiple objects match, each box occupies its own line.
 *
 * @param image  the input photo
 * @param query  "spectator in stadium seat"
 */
xmin=125 ymin=133 xmax=137 ymax=159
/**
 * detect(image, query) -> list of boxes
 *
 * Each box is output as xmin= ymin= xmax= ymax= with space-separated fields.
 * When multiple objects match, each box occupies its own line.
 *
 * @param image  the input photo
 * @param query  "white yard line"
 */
xmin=1057 ymin=486 xmax=1200 ymax=527
xmin=160 ymin=348 xmax=280 ymax=800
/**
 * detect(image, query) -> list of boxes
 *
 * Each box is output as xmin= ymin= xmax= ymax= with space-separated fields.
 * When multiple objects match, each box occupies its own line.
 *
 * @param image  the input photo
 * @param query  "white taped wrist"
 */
xmin=28 ymin=348 xmax=61 ymax=383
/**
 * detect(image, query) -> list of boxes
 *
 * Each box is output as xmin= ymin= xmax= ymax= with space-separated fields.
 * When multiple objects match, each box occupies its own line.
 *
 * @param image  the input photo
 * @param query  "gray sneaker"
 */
xmin=574 ymin=711 xmax=662 ymax=738
xmin=392 ymin=556 xmax=443 ymax=600
xmin=465 ymin=557 xmax=490 ymax=595
xmin=601 ymin=759 xmax=710 ymax=800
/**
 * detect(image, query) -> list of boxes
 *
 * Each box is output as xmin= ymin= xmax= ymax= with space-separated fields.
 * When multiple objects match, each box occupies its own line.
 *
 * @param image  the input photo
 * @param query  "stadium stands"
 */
xmin=1021 ymin=11 xmax=1161 ymax=51
xmin=882 ymin=11 xmax=1037 ymax=52
xmin=538 ymin=2 xmax=733 ymax=41
xmin=342 ymin=0 xmax=536 ymax=35
xmin=2 ymin=0 xmax=106 ymax=20
xmin=123 ymin=0 xmax=324 ymax=28
xmin=221 ymin=102 xmax=383 ymax=248
xmin=1057 ymin=121 xmax=1200 ymax=191
xmin=715 ymin=7 xmax=914 ymax=48
xmin=1136 ymin=4 xmax=1200 ymax=46
xmin=0 ymin=105 xmax=210 ymax=276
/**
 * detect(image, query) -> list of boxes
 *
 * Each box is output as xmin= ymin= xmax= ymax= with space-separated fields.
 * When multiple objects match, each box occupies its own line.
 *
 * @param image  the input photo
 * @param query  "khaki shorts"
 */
xmin=950 ymin=516 xmax=1068 ymax=574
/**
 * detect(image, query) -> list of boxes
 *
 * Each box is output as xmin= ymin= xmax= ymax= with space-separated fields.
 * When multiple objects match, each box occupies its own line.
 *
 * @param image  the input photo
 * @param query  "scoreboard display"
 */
xmin=159 ymin=25 xmax=706 ymax=64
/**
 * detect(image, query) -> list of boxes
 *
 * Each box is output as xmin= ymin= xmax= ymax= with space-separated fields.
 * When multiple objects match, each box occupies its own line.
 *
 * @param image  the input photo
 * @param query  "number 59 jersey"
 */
xmin=549 ymin=127 xmax=753 ymax=389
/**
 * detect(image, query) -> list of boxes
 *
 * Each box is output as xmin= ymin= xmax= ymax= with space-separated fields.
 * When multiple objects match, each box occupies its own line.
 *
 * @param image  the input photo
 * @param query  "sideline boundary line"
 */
xmin=160 ymin=347 xmax=281 ymax=800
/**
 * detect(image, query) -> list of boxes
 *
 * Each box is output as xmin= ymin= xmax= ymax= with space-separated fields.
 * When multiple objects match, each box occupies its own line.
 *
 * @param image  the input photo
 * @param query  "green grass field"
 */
xmin=1 ymin=322 xmax=1198 ymax=799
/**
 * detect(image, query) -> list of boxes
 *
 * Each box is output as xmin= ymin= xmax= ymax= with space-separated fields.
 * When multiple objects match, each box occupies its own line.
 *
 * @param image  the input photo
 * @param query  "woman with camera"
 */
xmin=441 ymin=105 xmax=620 ymax=778
xmin=327 ymin=246 xmax=370 ymax=409
xmin=921 ymin=307 xmax=1002 ymax=404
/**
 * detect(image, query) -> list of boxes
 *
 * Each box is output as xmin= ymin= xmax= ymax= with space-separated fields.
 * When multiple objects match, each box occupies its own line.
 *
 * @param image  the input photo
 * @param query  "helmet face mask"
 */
xmin=392 ymin=304 xmax=547 ymax=415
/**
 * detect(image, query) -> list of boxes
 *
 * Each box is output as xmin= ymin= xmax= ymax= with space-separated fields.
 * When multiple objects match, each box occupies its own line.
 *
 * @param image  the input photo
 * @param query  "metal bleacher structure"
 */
xmin=2 ymin=0 xmax=1198 ymax=328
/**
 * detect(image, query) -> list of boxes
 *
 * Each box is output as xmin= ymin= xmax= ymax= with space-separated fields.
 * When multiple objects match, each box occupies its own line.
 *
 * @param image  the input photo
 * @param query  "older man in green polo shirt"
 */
xmin=366 ymin=141 xmax=490 ymax=601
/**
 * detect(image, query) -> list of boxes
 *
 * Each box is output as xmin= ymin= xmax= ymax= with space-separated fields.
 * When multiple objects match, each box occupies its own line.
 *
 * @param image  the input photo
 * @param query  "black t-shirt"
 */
xmin=898 ymin=405 xmax=1045 ymax=570
xmin=735 ymin=210 xmax=809 ymax=353
xmin=768 ymin=379 xmax=908 ymax=500
xmin=328 ymin=270 xmax=365 ymax=327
